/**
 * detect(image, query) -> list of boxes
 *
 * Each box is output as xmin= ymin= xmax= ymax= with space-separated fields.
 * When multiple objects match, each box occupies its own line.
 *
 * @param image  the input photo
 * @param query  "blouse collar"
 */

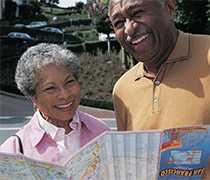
xmin=37 ymin=110 xmax=81 ymax=141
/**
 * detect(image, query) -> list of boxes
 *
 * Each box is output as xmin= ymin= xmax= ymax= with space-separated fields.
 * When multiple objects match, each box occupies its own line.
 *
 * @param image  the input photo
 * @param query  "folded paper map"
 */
xmin=0 ymin=125 xmax=210 ymax=180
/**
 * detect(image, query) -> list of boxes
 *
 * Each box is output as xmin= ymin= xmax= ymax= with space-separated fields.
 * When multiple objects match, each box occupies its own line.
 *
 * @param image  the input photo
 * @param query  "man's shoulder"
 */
xmin=116 ymin=62 xmax=142 ymax=81
xmin=189 ymin=33 xmax=210 ymax=64
xmin=190 ymin=32 xmax=210 ymax=39
xmin=114 ymin=62 xmax=142 ymax=89
xmin=189 ymin=32 xmax=210 ymax=45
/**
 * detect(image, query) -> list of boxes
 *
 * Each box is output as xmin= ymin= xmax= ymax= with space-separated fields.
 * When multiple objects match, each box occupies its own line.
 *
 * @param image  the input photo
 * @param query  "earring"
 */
xmin=38 ymin=110 xmax=50 ymax=121
xmin=33 ymin=103 xmax=37 ymax=112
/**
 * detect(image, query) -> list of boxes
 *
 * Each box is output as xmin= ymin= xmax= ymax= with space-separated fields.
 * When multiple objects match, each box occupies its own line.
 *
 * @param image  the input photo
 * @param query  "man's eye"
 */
xmin=113 ymin=20 xmax=125 ymax=29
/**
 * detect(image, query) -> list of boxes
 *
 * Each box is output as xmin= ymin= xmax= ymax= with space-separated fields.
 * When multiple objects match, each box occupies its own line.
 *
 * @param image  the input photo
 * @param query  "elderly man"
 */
xmin=109 ymin=0 xmax=210 ymax=178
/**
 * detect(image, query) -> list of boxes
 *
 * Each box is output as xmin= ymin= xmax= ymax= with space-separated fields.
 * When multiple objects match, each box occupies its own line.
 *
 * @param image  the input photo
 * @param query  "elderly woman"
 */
xmin=0 ymin=43 xmax=110 ymax=165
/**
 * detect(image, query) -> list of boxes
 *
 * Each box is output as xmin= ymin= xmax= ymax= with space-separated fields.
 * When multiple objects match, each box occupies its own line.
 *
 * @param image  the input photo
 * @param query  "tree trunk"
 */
xmin=107 ymin=34 xmax=110 ymax=54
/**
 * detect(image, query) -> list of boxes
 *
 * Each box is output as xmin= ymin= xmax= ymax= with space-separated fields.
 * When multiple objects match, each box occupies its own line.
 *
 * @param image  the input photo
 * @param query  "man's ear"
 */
xmin=165 ymin=0 xmax=176 ymax=17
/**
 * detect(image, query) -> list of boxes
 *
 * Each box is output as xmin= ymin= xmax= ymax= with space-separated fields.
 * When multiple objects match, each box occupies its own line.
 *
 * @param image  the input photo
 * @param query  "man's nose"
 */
xmin=124 ymin=19 xmax=135 ymax=37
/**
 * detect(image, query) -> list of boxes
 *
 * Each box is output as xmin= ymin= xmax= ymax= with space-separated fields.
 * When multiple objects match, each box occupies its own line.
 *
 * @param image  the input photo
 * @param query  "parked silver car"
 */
xmin=14 ymin=23 xmax=25 ymax=28
xmin=25 ymin=21 xmax=47 ymax=28
xmin=41 ymin=27 xmax=63 ymax=34
xmin=7 ymin=32 xmax=35 ymax=42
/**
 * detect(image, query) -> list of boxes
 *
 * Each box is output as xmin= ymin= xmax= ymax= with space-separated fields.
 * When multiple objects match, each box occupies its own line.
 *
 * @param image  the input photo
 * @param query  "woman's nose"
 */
xmin=58 ymin=87 xmax=70 ymax=99
xmin=124 ymin=19 xmax=135 ymax=38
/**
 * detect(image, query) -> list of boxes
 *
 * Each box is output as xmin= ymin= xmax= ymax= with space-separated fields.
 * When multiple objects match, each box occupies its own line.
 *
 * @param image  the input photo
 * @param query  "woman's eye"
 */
xmin=65 ymin=80 xmax=77 ymax=87
xmin=66 ymin=80 xmax=74 ymax=85
xmin=44 ymin=87 xmax=57 ymax=93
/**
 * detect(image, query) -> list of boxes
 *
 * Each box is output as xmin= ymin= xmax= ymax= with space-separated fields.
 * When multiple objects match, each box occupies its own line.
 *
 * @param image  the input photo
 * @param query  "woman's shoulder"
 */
xmin=0 ymin=134 xmax=20 ymax=154
xmin=78 ymin=110 xmax=110 ymax=130
xmin=0 ymin=114 xmax=38 ymax=153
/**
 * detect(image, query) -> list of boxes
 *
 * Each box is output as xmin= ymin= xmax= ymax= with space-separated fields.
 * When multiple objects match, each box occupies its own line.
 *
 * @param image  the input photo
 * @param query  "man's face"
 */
xmin=109 ymin=0 xmax=176 ymax=64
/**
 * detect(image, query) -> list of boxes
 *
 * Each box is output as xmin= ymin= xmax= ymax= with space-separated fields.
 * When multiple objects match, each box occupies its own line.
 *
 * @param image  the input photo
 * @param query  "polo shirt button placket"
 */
xmin=153 ymin=97 xmax=158 ymax=103
xmin=153 ymin=80 xmax=161 ymax=113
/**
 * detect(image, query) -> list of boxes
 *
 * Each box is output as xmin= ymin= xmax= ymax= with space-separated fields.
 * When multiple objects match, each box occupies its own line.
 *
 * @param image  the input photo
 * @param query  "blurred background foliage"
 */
xmin=0 ymin=0 xmax=209 ymax=109
xmin=2 ymin=0 xmax=209 ymax=35
xmin=89 ymin=0 xmax=210 ymax=41
xmin=175 ymin=0 xmax=210 ymax=34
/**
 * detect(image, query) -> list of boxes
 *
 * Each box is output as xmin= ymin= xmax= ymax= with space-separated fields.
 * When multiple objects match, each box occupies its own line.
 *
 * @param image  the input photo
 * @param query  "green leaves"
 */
xmin=175 ymin=0 xmax=209 ymax=34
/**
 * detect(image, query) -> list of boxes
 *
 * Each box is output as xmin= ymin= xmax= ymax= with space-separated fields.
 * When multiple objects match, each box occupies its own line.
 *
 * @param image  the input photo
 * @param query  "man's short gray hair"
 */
xmin=15 ymin=43 xmax=80 ymax=97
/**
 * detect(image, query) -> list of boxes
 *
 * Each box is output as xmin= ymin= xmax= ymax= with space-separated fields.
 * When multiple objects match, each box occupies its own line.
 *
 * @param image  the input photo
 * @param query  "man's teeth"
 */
xmin=132 ymin=34 xmax=149 ymax=45
xmin=57 ymin=102 xmax=73 ymax=108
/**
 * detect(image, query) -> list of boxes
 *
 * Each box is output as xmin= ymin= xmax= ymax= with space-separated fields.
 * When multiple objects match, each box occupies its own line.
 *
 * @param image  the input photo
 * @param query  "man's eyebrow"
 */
xmin=123 ymin=1 xmax=144 ymax=14
xmin=110 ymin=12 xmax=123 ymax=21
xmin=110 ymin=2 xmax=143 ymax=20
xmin=127 ymin=4 xmax=139 ymax=12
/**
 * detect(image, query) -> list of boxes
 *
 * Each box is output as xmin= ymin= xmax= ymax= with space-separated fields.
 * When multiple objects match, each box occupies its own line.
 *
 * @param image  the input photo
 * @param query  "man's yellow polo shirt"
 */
xmin=113 ymin=31 xmax=210 ymax=131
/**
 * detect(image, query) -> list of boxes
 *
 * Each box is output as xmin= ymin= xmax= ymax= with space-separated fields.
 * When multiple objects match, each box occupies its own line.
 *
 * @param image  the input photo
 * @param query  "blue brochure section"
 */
xmin=158 ymin=126 xmax=210 ymax=180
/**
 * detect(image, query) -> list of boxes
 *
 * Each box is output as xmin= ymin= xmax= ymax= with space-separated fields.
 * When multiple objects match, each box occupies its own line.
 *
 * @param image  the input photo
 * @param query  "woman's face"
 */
xmin=32 ymin=64 xmax=81 ymax=124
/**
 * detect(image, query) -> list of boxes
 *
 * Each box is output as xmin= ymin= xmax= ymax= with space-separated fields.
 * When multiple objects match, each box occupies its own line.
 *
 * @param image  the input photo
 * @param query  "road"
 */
xmin=0 ymin=91 xmax=33 ymax=117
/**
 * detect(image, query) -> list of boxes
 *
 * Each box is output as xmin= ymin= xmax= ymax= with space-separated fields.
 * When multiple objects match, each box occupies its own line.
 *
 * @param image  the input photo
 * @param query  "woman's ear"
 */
xmin=31 ymin=97 xmax=38 ymax=110
xmin=31 ymin=96 xmax=36 ymax=103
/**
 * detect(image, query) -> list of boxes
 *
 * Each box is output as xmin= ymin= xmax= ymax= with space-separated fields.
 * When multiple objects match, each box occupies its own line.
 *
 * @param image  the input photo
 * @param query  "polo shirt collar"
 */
xmin=167 ymin=30 xmax=190 ymax=63
xmin=135 ymin=31 xmax=190 ymax=80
